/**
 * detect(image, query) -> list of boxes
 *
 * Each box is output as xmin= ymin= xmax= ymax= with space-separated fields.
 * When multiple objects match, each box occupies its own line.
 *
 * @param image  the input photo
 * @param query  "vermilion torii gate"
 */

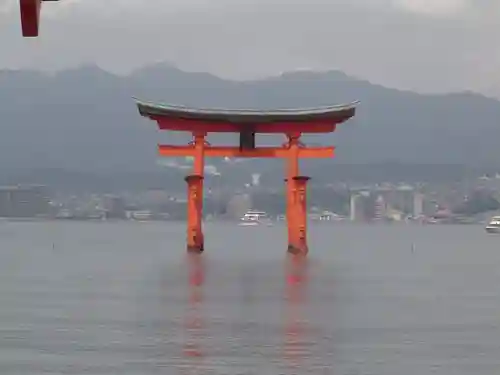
xmin=135 ymin=99 xmax=357 ymax=255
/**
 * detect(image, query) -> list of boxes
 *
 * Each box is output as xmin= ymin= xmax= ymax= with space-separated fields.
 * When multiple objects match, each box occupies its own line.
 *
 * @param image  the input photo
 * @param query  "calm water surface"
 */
xmin=0 ymin=222 xmax=499 ymax=374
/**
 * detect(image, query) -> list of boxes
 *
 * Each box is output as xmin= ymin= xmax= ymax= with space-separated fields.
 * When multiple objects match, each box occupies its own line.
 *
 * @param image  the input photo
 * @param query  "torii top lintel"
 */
xmin=135 ymin=99 xmax=358 ymax=134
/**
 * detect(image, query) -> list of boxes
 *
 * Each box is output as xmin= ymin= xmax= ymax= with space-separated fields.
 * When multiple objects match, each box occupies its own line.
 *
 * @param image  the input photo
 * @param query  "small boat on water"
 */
xmin=238 ymin=210 xmax=273 ymax=227
xmin=485 ymin=216 xmax=500 ymax=233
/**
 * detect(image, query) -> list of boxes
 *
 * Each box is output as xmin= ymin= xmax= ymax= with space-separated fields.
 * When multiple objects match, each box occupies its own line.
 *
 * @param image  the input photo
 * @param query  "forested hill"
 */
xmin=1 ymin=63 xmax=499 ymax=175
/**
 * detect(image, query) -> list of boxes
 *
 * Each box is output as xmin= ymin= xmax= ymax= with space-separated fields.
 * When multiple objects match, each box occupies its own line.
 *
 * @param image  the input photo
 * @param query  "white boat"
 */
xmin=238 ymin=210 xmax=273 ymax=226
xmin=485 ymin=216 xmax=500 ymax=233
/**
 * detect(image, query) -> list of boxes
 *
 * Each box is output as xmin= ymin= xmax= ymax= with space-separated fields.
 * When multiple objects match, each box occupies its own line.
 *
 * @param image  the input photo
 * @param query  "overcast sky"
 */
xmin=1 ymin=0 xmax=499 ymax=95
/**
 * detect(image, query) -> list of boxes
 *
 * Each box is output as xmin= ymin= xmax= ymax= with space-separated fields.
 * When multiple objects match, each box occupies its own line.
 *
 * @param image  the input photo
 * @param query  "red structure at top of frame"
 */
xmin=20 ymin=0 xmax=60 ymax=37
xmin=135 ymin=99 xmax=358 ymax=134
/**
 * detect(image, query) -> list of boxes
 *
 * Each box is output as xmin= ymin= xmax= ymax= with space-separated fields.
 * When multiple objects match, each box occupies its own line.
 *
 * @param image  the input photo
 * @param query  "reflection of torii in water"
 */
xmin=182 ymin=254 xmax=206 ymax=373
xmin=19 ymin=0 xmax=60 ymax=37
xmin=283 ymin=255 xmax=311 ymax=369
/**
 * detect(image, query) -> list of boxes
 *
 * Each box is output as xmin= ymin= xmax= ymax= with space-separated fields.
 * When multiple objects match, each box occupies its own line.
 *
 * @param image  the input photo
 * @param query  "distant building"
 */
xmin=349 ymin=193 xmax=366 ymax=222
xmin=0 ymin=185 xmax=50 ymax=218
xmin=413 ymin=192 xmax=424 ymax=217
xmin=103 ymin=195 xmax=127 ymax=219
xmin=382 ymin=186 xmax=415 ymax=215
xmin=373 ymin=195 xmax=386 ymax=221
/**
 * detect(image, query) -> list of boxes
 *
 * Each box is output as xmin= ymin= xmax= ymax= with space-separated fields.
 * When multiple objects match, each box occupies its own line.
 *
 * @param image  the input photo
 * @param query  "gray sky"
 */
xmin=1 ymin=0 xmax=499 ymax=95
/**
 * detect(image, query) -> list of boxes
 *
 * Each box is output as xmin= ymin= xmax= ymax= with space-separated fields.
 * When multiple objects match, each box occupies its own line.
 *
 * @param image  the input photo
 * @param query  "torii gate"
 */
xmin=135 ymin=99 xmax=357 ymax=255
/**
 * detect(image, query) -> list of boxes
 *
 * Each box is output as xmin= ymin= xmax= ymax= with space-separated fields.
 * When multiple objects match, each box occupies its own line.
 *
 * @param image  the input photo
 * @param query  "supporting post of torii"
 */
xmin=285 ymin=134 xmax=310 ymax=255
xmin=185 ymin=132 xmax=206 ymax=253
xmin=291 ymin=176 xmax=310 ymax=255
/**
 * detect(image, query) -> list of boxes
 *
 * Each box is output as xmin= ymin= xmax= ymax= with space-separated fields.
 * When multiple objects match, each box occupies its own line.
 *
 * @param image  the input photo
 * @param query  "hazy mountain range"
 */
xmin=0 ymin=63 xmax=499 ymax=189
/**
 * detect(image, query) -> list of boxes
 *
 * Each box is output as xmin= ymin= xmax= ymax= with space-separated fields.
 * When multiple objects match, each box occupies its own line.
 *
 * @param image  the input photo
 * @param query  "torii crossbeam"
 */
xmin=135 ymin=99 xmax=358 ymax=255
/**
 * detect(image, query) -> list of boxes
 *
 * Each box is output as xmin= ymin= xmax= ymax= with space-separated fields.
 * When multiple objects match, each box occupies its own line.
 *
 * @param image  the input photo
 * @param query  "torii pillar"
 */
xmin=185 ymin=133 xmax=206 ymax=252
xmin=285 ymin=134 xmax=311 ymax=254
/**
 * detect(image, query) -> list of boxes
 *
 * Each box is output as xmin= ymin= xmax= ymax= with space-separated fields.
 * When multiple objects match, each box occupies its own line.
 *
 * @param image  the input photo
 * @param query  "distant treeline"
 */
xmin=0 ymin=163 xmax=494 ymax=193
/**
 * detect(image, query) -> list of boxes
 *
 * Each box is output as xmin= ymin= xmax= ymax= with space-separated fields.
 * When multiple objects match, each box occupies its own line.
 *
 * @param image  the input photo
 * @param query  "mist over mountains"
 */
xmin=0 ymin=63 xmax=499 ymax=188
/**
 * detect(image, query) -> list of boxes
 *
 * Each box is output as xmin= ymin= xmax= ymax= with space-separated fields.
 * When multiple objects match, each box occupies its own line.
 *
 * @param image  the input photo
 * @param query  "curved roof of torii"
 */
xmin=134 ymin=98 xmax=358 ymax=124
